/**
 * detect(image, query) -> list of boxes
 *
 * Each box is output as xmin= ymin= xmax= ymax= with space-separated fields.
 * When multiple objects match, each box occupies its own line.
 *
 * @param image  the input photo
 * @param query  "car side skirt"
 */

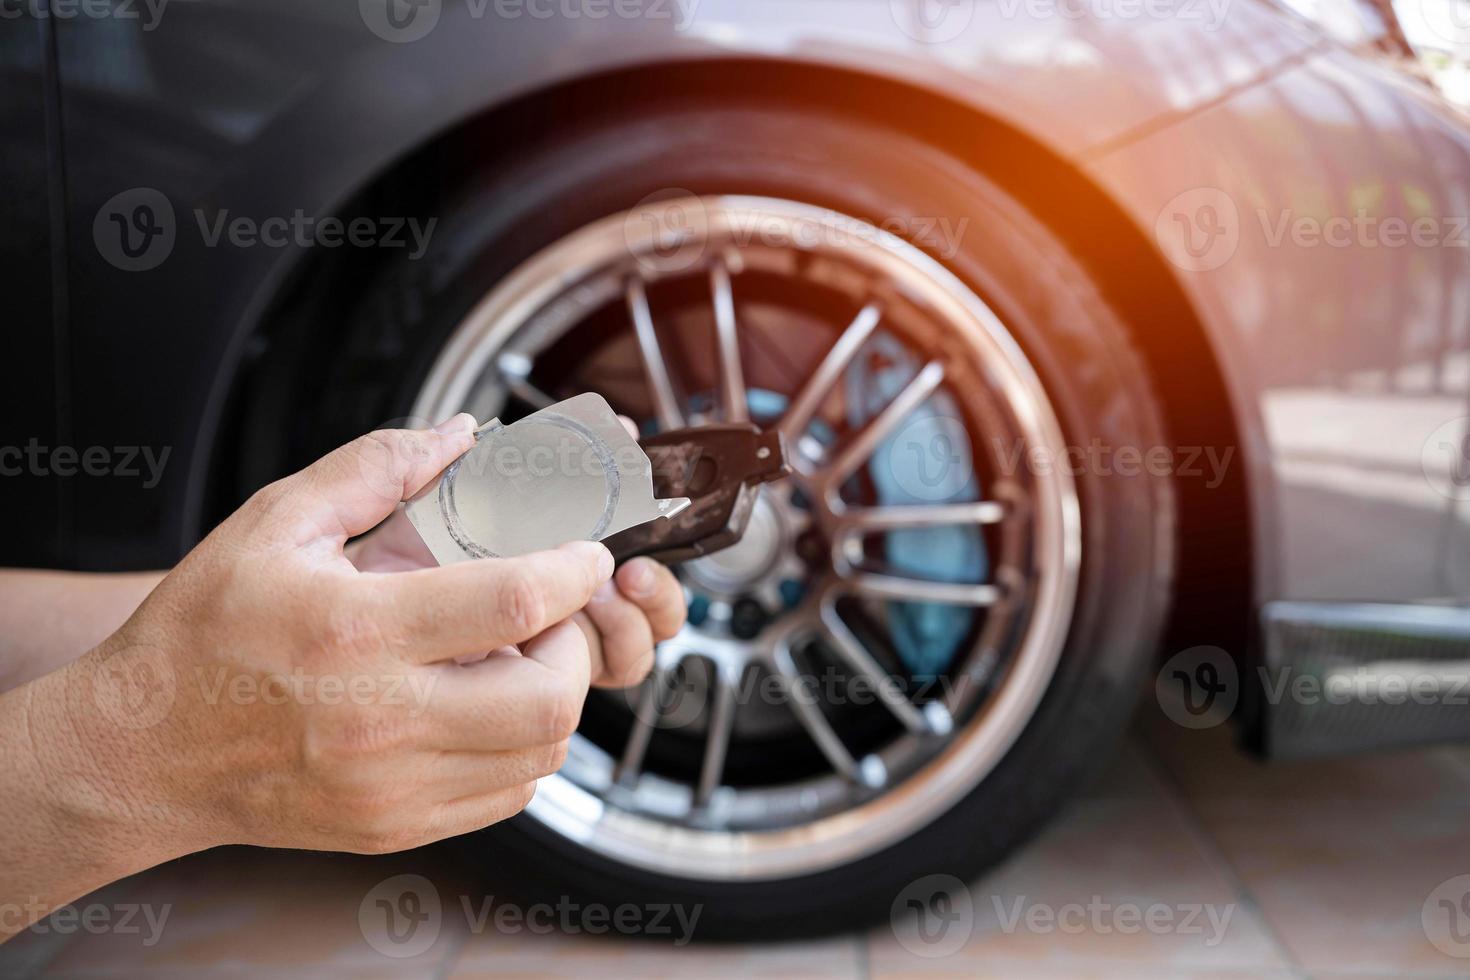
xmin=1251 ymin=601 xmax=1470 ymax=758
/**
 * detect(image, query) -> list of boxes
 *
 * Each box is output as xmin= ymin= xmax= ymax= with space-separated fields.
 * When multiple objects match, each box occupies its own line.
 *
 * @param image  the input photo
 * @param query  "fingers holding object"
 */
xmin=368 ymin=541 xmax=612 ymax=663
xmin=277 ymin=414 xmax=479 ymax=541
xmin=577 ymin=584 xmax=656 ymax=689
xmin=615 ymin=559 xmax=686 ymax=642
xmin=417 ymin=619 xmax=592 ymax=750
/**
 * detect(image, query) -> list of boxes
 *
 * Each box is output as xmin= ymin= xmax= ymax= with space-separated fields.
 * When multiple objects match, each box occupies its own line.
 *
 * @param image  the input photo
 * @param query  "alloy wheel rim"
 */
xmin=411 ymin=196 xmax=1081 ymax=880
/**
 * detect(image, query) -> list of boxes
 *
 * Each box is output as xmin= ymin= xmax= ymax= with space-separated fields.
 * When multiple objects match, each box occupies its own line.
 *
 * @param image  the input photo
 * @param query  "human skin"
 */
xmin=0 ymin=414 xmax=685 ymax=941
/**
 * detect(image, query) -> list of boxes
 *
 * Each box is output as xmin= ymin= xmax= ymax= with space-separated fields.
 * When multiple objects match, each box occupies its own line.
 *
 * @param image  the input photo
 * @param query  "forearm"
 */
xmin=0 ymin=569 xmax=165 ymax=692
xmin=0 ymin=644 xmax=198 ymax=941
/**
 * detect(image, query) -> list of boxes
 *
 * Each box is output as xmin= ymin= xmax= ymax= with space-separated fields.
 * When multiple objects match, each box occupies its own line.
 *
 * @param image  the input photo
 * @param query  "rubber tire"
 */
xmin=298 ymin=103 xmax=1175 ymax=940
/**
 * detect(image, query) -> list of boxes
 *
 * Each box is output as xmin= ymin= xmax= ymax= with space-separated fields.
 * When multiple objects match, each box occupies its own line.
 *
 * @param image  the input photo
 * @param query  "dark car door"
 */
xmin=0 ymin=12 xmax=65 ymax=568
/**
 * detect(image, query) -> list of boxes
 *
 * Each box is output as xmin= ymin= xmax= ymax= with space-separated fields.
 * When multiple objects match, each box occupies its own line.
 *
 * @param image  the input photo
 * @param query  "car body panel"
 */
xmin=1088 ymin=46 xmax=1470 ymax=604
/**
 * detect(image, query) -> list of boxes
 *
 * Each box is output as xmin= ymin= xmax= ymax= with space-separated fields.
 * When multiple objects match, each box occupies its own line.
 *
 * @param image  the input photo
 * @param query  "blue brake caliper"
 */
xmin=843 ymin=334 xmax=986 ymax=682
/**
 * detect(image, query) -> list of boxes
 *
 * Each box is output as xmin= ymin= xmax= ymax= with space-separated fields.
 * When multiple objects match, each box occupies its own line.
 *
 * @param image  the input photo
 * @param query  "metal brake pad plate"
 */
xmin=406 ymin=393 xmax=691 ymax=563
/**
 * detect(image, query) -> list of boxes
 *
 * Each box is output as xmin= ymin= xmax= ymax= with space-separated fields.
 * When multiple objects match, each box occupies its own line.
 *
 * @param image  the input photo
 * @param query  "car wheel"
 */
xmin=259 ymin=104 xmax=1174 ymax=938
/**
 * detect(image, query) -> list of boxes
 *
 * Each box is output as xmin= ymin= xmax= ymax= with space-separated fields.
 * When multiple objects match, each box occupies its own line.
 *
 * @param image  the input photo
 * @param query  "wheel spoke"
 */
xmin=831 ymin=503 xmax=1006 ymax=576
xmin=844 ymin=573 xmax=1001 ymax=606
xmin=693 ymin=665 xmax=739 ymax=808
xmin=710 ymin=259 xmax=747 ymax=423
xmin=625 ymin=277 xmax=686 ymax=431
xmin=818 ymin=607 xmax=931 ymax=734
xmin=819 ymin=360 xmax=945 ymax=493
xmin=772 ymin=647 xmax=862 ymax=783
xmin=613 ymin=673 xmax=666 ymax=785
xmin=494 ymin=351 xmax=556 ymax=410
xmin=837 ymin=501 xmax=1005 ymax=533
xmin=778 ymin=303 xmax=881 ymax=447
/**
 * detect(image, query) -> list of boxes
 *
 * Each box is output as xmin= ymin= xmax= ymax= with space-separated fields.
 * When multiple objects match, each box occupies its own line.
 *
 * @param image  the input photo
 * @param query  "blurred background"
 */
xmin=3 ymin=0 xmax=1470 ymax=975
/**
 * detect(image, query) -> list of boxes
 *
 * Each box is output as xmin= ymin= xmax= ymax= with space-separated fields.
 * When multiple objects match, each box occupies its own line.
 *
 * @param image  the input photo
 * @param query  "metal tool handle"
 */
xmin=603 ymin=424 xmax=789 ymax=565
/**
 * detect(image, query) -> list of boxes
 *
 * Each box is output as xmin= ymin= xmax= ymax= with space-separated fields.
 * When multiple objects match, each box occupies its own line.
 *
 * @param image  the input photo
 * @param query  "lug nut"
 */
xmin=730 ymin=597 xmax=769 ymax=640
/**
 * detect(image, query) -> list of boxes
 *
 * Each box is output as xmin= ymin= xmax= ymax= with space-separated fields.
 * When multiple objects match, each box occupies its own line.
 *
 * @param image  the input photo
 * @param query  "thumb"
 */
xmin=285 ymin=413 xmax=478 ymax=539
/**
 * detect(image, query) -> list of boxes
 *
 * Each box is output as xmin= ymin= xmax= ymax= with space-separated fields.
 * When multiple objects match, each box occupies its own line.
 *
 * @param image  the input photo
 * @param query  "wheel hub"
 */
xmin=684 ymin=491 xmax=786 ymax=596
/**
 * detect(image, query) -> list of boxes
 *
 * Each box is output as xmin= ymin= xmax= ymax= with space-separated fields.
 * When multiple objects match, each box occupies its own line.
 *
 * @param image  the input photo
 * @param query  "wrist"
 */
xmin=23 ymin=639 xmax=207 ymax=885
xmin=0 ymin=569 xmax=168 ymax=693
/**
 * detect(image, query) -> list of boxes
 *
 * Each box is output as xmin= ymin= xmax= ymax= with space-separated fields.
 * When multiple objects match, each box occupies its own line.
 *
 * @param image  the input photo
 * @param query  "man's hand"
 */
xmin=1 ymin=413 xmax=683 ymax=937
xmin=349 ymin=511 xmax=684 ymax=689
xmin=347 ymin=416 xmax=686 ymax=689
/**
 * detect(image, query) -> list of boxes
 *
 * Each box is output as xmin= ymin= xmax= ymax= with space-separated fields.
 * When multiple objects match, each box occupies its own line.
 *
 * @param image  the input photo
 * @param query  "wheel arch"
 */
xmin=216 ymin=58 xmax=1254 ymax=664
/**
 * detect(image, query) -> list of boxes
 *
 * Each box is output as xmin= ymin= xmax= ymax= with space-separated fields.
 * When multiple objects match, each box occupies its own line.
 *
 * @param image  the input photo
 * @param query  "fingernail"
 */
xmin=622 ymin=559 xmax=655 ymax=597
xmin=593 ymin=542 xmax=615 ymax=580
xmin=564 ymin=540 xmax=614 ymax=580
xmin=432 ymin=412 xmax=476 ymax=435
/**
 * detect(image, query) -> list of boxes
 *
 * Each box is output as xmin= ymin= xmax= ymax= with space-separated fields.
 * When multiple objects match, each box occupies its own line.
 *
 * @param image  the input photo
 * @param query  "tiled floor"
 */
xmin=8 ymin=711 xmax=1470 ymax=979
